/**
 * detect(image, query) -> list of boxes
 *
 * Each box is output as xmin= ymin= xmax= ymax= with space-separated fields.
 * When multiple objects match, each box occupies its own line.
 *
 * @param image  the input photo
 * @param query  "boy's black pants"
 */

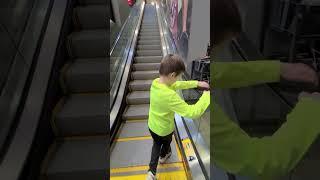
xmin=148 ymin=129 xmax=173 ymax=175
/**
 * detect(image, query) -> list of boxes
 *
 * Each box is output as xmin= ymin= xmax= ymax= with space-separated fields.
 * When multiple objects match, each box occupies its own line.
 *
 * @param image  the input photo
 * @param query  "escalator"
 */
xmin=40 ymin=0 xmax=107 ymax=179
xmin=110 ymin=3 xmax=189 ymax=179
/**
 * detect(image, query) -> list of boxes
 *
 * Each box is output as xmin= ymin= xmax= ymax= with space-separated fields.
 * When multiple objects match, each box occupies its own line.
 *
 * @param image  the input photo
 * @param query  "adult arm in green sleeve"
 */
xmin=211 ymin=60 xmax=280 ymax=88
xmin=169 ymin=91 xmax=210 ymax=119
xmin=212 ymin=98 xmax=320 ymax=179
xmin=170 ymin=80 xmax=198 ymax=90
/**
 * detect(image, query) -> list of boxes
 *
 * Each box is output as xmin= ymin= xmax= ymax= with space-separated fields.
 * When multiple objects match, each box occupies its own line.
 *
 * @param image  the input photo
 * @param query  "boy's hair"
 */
xmin=159 ymin=54 xmax=185 ymax=76
xmin=211 ymin=0 xmax=242 ymax=45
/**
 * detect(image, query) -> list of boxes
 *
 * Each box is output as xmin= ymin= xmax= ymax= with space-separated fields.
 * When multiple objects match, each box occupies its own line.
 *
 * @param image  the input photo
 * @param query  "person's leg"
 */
xmin=148 ymin=129 xmax=162 ymax=175
xmin=160 ymin=132 xmax=173 ymax=158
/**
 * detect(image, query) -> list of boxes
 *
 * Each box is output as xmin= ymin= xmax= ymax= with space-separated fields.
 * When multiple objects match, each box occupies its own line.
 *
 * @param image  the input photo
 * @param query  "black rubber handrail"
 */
xmin=0 ymin=0 xmax=67 ymax=179
xmin=0 ymin=0 xmax=54 ymax=160
xmin=232 ymin=34 xmax=293 ymax=109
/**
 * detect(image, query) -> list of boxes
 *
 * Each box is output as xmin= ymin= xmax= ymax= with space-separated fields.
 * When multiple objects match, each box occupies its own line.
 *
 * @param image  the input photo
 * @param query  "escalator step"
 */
xmin=138 ymin=36 xmax=160 ymax=41
xmin=129 ymin=80 xmax=153 ymax=91
xmin=142 ymin=23 xmax=157 ymax=25
xmin=54 ymin=94 xmax=106 ymax=136
xmin=43 ymin=137 xmax=106 ymax=180
xmin=137 ymin=44 xmax=161 ymax=51
xmin=136 ymin=50 xmax=162 ymax=56
xmin=123 ymin=104 xmax=149 ymax=120
xmin=62 ymin=58 xmax=107 ymax=93
xmin=67 ymin=29 xmax=107 ymax=58
xmin=127 ymin=91 xmax=150 ymax=104
xmin=77 ymin=0 xmax=106 ymax=5
xmin=140 ymin=29 xmax=159 ymax=33
xmin=138 ymin=40 xmax=161 ymax=46
xmin=141 ymin=25 xmax=158 ymax=29
xmin=139 ymin=31 xmax=160 ymax=36
xmin=141 ymin=25 xmax=158 ymax=28
xmin=74 ymin=5 xmax=107 ymax=29
xmin=118 ymin=121 xmax=149 ymax=138
xmin=142 ymin=22 xmax=157 ymax=25
xmin=134 ymin=56 xmax=162 ymax=63
xmin=111 ymin=139 xmax=180 ymax=168
xmin=133 ymin=63 xmax=160 ymax=71
xmin=138 ymin=32 xmax=160 ymax=38
xmin=141 ymin=27 xmax=159 ymax=31
xmin=131 ymin=70 xmax=158 ymax=80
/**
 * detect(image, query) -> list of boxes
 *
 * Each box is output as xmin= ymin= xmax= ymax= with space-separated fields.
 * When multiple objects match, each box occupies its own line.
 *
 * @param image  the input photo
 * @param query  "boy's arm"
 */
xmin=169 ymin=91 xmax=210 ymax=119
xmin=212 ymin=98 xmax=320 ymax=179
xmin=211 ymin=60 xmax=280 ymax=88
xmin=170 ymin=80 xmax=198 ymax=90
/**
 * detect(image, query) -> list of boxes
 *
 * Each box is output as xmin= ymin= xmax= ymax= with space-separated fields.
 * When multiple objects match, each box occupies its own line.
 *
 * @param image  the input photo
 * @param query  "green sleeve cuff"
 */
xmin=191 ymin=80 xmax=198 ymax=88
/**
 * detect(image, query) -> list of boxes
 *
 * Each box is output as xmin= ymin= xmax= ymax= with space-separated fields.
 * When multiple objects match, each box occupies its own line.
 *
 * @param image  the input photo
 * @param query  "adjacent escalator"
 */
xmin=110 ymin=3 xmax=189 ymax=179
xmin=40 ymin=0 xmax=107 ymax=179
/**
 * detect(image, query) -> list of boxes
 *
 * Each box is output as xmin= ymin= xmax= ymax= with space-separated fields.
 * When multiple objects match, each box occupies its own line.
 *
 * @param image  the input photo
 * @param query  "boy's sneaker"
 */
xmin=146 ymin=171 xmax=156 ymax=180
xmin=159 ymin=151 xmax=172 ymax=164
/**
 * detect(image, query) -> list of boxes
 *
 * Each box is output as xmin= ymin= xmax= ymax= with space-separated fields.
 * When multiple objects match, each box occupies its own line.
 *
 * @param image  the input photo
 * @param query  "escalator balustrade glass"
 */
xmin=110 ymin=1 xmax=143 ymax=108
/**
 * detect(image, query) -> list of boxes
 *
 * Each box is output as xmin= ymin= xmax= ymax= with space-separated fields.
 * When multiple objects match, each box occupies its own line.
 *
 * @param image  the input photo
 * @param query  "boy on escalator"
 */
xmin=146 ymin=54 xmax=210 ymax=180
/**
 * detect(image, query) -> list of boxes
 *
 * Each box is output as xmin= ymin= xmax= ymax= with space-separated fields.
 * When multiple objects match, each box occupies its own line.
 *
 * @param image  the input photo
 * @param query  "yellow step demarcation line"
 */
xmin=111 ymin=162 xmax=184 ymax=174
xmin=111 ymin=163 xmax=188 ymax=180
xmin=110 ymin=170 xmax=187 ymax=180
xmin=125 ymin=119 xmax=148 ymax=123
xmin=116 ymin=136 xmax=152 ymax=142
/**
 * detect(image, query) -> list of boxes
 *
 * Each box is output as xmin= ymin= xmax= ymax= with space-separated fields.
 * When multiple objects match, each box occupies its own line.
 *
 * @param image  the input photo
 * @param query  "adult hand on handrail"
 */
xmin=281 ymin=62 xmax=319 ymax=87
xmin=198 ymin=81 xmax=210 ymax=91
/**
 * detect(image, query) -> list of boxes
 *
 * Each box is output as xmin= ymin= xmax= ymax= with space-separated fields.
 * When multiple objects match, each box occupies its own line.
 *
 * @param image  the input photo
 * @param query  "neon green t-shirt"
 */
xmin=148 ymin=78 xmax=210 ymax=136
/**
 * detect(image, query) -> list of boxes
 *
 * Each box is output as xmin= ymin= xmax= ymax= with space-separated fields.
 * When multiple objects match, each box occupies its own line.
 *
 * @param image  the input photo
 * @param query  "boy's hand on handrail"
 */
xmin=281 ymin=63 xmax=319 ymax=86
xmin=198 ymin=81 xmax=210 ymax=91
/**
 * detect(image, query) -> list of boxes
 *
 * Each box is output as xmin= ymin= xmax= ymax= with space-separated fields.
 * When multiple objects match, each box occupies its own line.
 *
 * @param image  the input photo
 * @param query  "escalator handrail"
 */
xmin=0 ymin=0 xmax=67 ymax=179
xmin=0 ymin=0 xmax=51 ymax=157
xmin=110 ymin=8 xmax=132 ymax=56
xmin=110 ymin=1 xmax=145 ymax=130
xmin=110 ymin=2 xmax=144 ymax=109
xmin=232 ymin=34 xmax=293 ymax=109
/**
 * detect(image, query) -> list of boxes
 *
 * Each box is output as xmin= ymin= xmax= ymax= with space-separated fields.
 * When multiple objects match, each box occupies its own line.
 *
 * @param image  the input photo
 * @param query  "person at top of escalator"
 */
xmin=212 ymin=0 xmax=320 ymax=179
xmin=146 ymin=54 xmax=210 ymax=180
